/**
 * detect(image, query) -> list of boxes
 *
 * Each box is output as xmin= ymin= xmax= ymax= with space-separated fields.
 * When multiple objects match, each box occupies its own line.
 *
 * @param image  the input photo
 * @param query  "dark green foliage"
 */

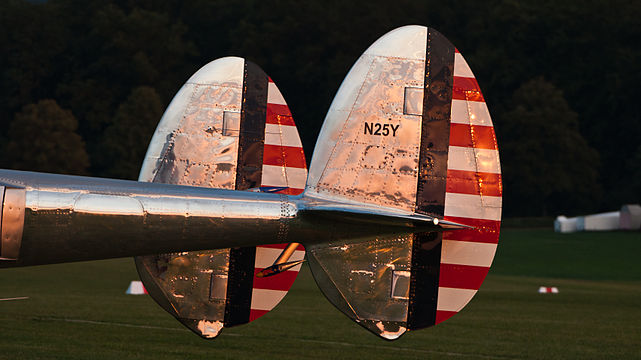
xmin=4 ymin=99 xmax=89 ymax=175
xmin=97 ymin=86 xmax=163 ymax=179
xmin=1 ymin=0 xmax=639 ymax=215
xmin=500 ymin=78 xmax=601 ymax=216
xmin=626 ymin=145 xmax=641 ymax=203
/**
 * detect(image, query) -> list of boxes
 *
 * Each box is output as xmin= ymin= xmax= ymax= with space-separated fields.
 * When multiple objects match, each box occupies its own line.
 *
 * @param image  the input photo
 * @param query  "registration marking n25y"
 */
xmin=364 ymin=123 xmax=400 ymax=136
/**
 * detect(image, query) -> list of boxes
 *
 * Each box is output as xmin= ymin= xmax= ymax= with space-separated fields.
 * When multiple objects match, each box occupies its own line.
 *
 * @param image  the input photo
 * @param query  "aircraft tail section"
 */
xmin=0 ymin=26 xmax=504 ymax=342
xmin=136 ymin=57 xmax=306 ymax=338
xmin=304 ymin=25 xmax=502 ymax=339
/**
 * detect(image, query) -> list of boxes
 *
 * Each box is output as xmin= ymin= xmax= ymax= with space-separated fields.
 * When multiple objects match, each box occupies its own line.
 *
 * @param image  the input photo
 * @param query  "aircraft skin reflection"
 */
xmin=0 ymin=168 xmax=443 ymax=267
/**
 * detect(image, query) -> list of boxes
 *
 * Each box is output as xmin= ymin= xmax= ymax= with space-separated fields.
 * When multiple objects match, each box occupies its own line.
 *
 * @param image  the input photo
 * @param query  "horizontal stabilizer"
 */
xmin=300 ymin=196 xmax=472 ymax=230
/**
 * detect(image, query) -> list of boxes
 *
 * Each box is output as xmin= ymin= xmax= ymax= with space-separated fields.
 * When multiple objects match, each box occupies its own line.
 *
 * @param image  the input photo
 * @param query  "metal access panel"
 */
xmin=0 ymin=186 xmax=26 ymax=260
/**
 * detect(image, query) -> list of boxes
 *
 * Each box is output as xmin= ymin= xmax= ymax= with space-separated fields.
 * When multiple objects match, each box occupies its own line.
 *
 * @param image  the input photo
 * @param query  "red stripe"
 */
xmin=259 ymin=187 xmax=304 ymax=195
xmin=442 ymin=217 xmax=501 ymax=244
xmin=272 ymin=187 xmax=304 ymax=195
xmin=452 ymin=76 xmax=484 ymax=102
xmin=449 ymin=123 xmax=497 ymax=150
xmin=266 ymin=113 xmax=295 ymax=126
xmin=252 ymin=268 xmax=299 ymax=290
xmin=435 ymin=310 xmax=457 ymax=325
xmin=263 ymin=144 xmax=306 ymax=168
xmin=438 ymin=264 xmax=489 ymax=290
xmin=257 ymin=243 xmax=306 ymax=251
xmin=257 ymin=243 xmax=286 ymax=249
xmin=249 ymin=309 xmax=270 ymax=322
xmin=266 ymin=104 xmax=294 ymax=125
xmin=266 ymin=188 xmax=305 ymax=195
xmin=267 ymin=103 xmax=292 ymax=116
xmin=446 ymin=169 xmax=502 ymax=197
xmin=455 ymin=48 xmax=460 ymax=53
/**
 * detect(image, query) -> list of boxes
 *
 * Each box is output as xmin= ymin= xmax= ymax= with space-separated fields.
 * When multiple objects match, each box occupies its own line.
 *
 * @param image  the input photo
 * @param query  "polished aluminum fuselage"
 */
xmin=0 ymin=169 xmax=430 ymax=267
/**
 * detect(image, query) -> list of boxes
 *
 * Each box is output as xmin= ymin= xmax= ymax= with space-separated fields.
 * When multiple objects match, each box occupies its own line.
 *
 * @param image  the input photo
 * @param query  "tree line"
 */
xmin=1 ymin=0 xmax=639 ymax=217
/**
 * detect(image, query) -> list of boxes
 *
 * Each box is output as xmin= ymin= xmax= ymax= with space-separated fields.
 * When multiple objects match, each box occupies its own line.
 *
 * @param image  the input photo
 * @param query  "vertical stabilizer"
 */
xmin=136 ymin=57 xmax=306 ymax=338
xmin=304 ymin=25 xmax=502 ymax=339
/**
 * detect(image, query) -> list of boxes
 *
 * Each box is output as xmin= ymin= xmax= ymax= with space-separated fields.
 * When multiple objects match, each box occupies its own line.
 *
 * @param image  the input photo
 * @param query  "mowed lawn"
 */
xmin=0 ymin=229 xmax=639 ymax=359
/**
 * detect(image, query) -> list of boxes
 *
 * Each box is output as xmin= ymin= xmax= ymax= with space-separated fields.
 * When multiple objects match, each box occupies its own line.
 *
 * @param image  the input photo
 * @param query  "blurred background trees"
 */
xmin=97 ymin=86 xmax=163 ymax=179
xmin=499 ymin=78 xmax=600 ymax=216
xmin=4 ymin=99 xmax=89 ymax=174
xmin=1 ymin=0 xmax=639 ymax=216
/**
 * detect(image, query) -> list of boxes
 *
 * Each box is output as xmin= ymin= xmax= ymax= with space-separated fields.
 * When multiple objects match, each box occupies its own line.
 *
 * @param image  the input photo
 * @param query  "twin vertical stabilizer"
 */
xmin=0 ymin=25 xmax=502 ymax=341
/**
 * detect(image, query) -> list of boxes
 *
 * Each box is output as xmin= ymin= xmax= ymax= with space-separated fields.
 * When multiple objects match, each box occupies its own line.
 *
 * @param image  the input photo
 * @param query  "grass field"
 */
xmin=0 ymin=229 xmax=639 ymax=359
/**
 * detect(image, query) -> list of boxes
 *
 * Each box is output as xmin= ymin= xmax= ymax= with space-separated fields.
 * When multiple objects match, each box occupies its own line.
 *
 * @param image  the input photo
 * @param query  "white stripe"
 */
xmin=454 ymin=53 xmax=474 ymax=78
xmin=264 ymin=124 xmax=303 ymax=147
xmin=441 ymin=240 xmax=497 ymax=267
xmin=447 ymin=146 xmax=501 ymax=174
xmin=261 ymin=165 xmax=307 ymax=188
xmin=444 ymin=192 xmax=502 ymax=221
xmin=437 ymin=287 xmax=477 ymax=312
xmin=254 ymin=247 xmax=305 ymax=269
xmin=451 ymin=100 xmax=493 ymax=127
xmin=267 ymin=82 xmax=287 ymax=105
xmin=250 ymin=288 xmax=288 ymax=311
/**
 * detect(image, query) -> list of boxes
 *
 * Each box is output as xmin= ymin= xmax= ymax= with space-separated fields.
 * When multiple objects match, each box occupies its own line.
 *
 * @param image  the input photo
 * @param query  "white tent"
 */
xmin=125 ymin=281 xmax=147 ymax=295
xmin=554 ymin=215 xmax=578 ymax=233
xmin=576 ymin=211 xmax=620 ymax=231
xmin=619 ymin=204 xmax=641 ymax=230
